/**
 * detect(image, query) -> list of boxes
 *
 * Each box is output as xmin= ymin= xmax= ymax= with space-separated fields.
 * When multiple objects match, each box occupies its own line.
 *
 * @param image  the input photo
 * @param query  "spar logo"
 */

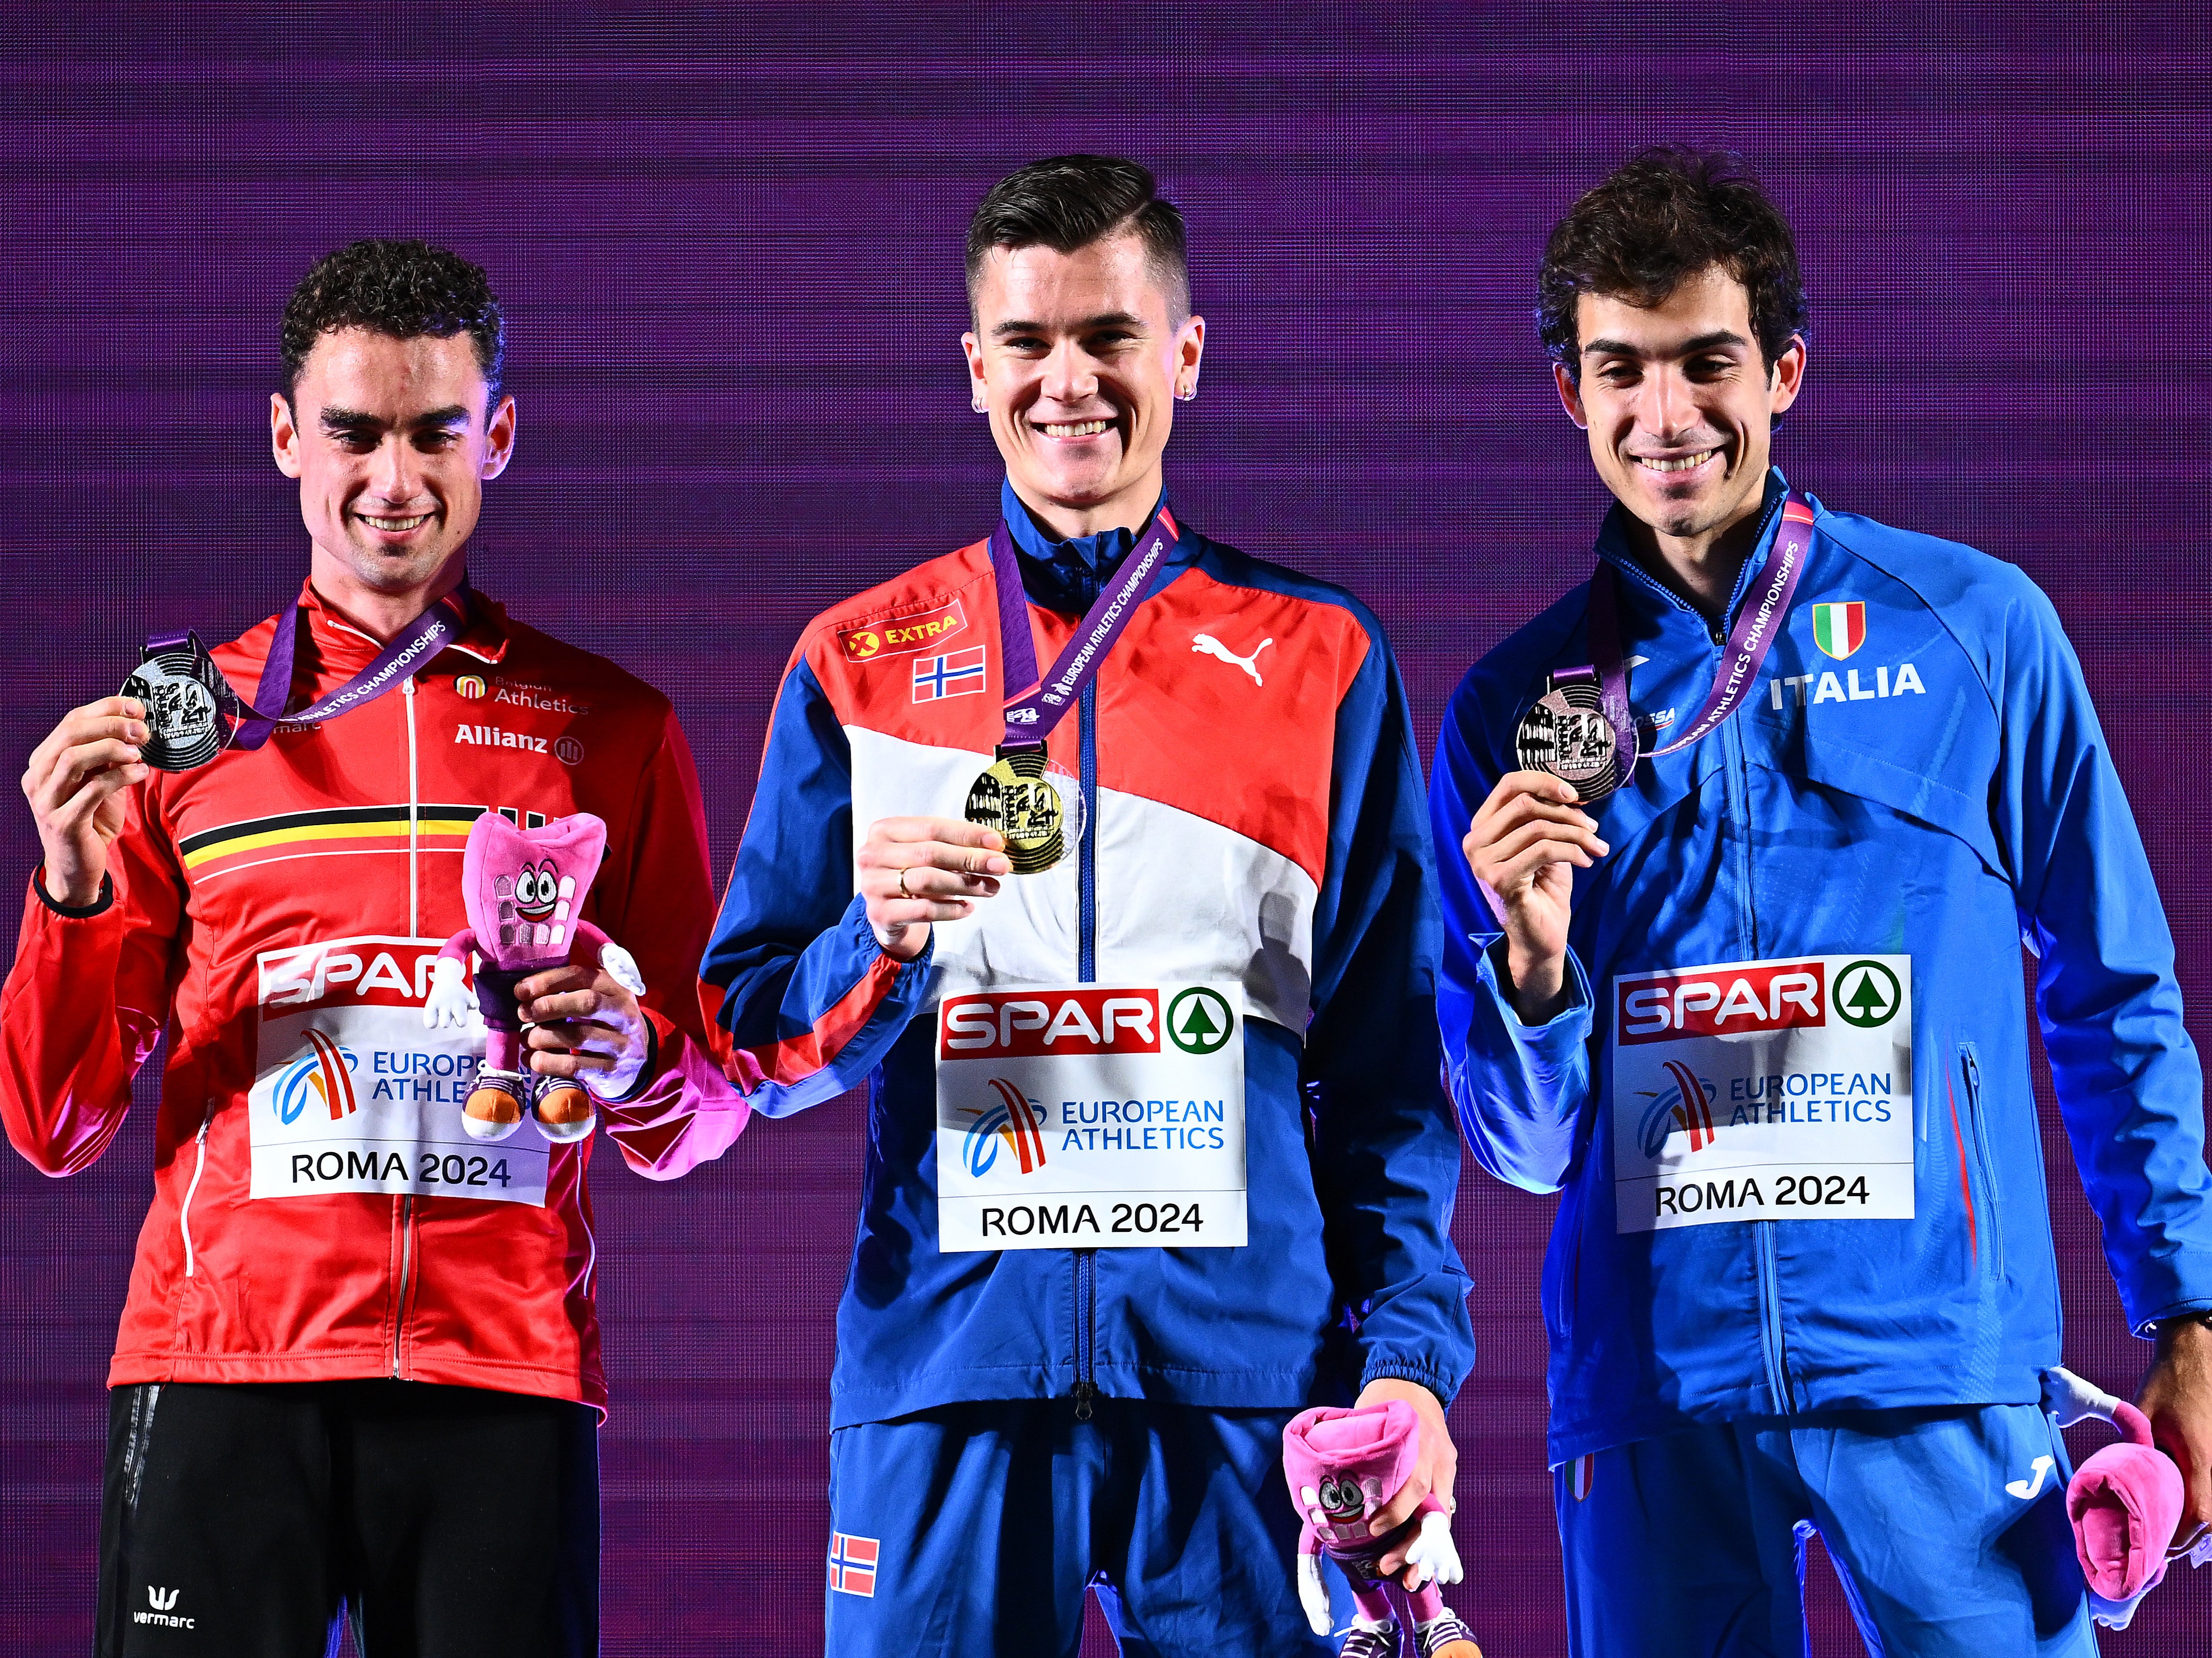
xmin=940 ymin=988 xmax=1161 ymax=1059
xmin=1638 ymin=1059 xmax=1719 ymax=1158
xmin=273 ymin=1030 xmax=360 ymax=1126
xmin=1618 ymin=960 xmax=1826 ymax=1046
xmin=961 ymin=1078 xmax=1049 ymax=1177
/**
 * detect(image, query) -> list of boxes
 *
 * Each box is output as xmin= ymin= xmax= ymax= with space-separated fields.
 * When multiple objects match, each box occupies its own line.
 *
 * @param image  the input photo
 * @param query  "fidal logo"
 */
xmin=455 ymin=674 xmax=487 ymax=699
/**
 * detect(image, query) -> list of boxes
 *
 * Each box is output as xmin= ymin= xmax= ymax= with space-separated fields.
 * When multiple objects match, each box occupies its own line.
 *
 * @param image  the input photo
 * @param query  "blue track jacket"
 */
xmin=705 ymin=485 xmax=1474 ymax=1429
xmin=1433 ymin=471 xmax=2212 ymax=1465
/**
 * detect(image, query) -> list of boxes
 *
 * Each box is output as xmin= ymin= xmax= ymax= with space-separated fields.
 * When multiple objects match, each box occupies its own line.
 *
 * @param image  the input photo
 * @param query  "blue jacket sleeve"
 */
xmin=1303 ymin=625 xmax=1476 ymax=1405
xmin=1430 ymin=672 xmax=1596 ymax=1193
xmin=698 ymin=655 xmax=935 ymax=1118
xmin=1997 ymin=576 xmax=2212 ymax=1332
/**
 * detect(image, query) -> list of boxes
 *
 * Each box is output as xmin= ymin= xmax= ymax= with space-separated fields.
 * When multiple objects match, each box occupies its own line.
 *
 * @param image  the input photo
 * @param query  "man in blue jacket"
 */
xmin=1433 ymin=145 xmax=2212 ymax=1654
xmin=704 ymin=155 xmax=1476 ymax=1657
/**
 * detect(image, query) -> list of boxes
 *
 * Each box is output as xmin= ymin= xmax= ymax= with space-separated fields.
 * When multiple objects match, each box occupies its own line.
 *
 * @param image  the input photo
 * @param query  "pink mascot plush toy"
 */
xmin=1282 ymin=1403 xmax=1483 ymax=1658
xmin=2043 ymin=1366 xmax=2196 ymax=1631
xmin=423 ymin=810 xmax=646 ymax=1143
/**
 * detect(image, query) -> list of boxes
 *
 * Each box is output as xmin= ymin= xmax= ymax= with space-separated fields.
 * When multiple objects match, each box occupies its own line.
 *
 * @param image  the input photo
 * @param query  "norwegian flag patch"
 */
xmin=828 ymin=1532 xmax=880 ymax=1597
xmin=912 ymin=647 xmax=987 ymax=703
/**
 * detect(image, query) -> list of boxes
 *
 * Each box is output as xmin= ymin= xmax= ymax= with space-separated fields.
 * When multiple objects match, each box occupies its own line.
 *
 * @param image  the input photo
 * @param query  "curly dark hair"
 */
xmin=966 ymin=154 xmax=1190 ymax=321
xmin=1538 ymin=146 xmax=1807 ymax=381
xmin=279 ymin=239 xmax=505 ymax=407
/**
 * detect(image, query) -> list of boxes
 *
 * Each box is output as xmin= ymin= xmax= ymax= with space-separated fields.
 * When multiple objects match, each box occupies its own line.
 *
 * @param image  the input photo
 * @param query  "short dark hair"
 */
xmin=1538 ymin=146 xmax=1807 ymax=381
xmin=280 ymin=238 xmax=505 ymax=409
xmin=965 ymin=155 xmax=1191 ymax=321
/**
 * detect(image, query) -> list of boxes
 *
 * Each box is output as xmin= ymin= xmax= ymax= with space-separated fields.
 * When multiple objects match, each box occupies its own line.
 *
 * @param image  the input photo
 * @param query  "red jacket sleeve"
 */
xmin=0 ymin=786 xmax=190 ymax=1176
xmin=589 ymin=705 xmax=750 ymax=1178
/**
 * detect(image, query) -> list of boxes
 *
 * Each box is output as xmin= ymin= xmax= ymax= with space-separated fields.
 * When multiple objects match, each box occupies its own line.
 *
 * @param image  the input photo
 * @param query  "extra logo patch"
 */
xmin=841 ymin=597 xmax=968 ymax=664
xmin=913 ymin=647 xmax=987 ymax=703
xmin=1810 ymin=600 xmax=1867 ymax=660
xmin=454 ymin=674 xmax=486 ymax=699
xmin=828 ymin=1533 xmax=879 ymax=1596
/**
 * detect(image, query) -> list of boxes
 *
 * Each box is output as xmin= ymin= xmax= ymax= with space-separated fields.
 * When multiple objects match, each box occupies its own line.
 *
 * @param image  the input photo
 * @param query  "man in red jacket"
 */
xmin=4 ymin=239 xmax=743 ymax=1657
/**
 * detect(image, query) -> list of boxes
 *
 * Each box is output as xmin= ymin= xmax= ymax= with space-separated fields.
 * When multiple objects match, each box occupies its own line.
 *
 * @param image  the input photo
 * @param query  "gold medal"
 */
xmin=965 ymin=746 xmax=1070 ymax=875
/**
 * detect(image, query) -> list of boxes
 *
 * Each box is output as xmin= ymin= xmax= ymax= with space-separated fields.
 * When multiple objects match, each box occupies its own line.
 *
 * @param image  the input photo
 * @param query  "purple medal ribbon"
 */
xmin=1579 ymin=491 xmax=1816 ymax=786
xmin=148 ymin=582 xmax=471 ymax=752
xmin=988 ymin=507 xmax=1180 ymax=749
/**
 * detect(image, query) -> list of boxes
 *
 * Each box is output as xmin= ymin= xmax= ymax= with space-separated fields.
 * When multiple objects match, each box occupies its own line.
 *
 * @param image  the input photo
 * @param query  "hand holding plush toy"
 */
xmin=1282 ymin=1402 xmax=1483 ymax=1658
xmin=423 ymin=810 xmax=647 ymax=1143
xmin=2043 ymin=1365 xmax=2197 ymax=1631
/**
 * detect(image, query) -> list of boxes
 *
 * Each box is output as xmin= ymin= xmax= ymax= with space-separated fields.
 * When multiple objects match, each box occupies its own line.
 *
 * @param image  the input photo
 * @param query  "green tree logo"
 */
xmin=1832 ymin=961 xmax=1902 ymax=1029
xmin=1165 ymin=987 xmax=1236 ymax=1055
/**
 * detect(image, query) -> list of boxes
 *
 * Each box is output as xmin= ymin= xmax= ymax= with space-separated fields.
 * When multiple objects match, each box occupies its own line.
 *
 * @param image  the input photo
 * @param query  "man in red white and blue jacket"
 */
xmin=701 ymin=156 xmax=1476 ymax=1657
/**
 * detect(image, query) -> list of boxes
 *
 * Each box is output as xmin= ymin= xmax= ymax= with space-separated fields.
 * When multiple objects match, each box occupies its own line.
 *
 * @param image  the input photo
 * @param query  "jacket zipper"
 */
xmin=1070 ymin=674 xmax=1100 ymax=1421
xmin=1959 ymin=1042 xmax=2003 ymax=1278
xmin=178 ymin=1107 xmax=213 ymax=1276
xmin=392 ymin=675 xmax=421 ymax=1376
xmin=1725 ymin=665 xmax=1792 ymax=1413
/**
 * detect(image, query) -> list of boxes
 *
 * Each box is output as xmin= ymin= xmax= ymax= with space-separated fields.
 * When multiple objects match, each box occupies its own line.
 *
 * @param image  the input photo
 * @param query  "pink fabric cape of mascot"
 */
xmin=425 ymin=810 xmax=645 ymax=1145
xmin=1281 ymin=1402 xmax=1482 ymax=1657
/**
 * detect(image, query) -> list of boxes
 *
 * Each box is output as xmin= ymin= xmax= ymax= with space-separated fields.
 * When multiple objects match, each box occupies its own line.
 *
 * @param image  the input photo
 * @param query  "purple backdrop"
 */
xmin=3 ymin=7 xmax=2209 ymax=1654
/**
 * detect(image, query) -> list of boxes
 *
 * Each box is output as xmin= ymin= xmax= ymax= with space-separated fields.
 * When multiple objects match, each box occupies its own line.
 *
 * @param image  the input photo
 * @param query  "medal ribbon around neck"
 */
xmin=1530 ymin=492 xmax=1814 ymax=801
xmin=967 ymin=506 xmax=1179 ymax=873
xmin=137 ymin=582 xmax=471 ymax=764
xmin=988 ymin=506 xmax=1180 ymax=749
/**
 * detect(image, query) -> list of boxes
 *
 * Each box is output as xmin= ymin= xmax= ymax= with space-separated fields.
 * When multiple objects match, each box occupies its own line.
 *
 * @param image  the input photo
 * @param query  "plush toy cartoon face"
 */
xmin=1316 ymin=1472 xmax=1371 ymax=1522
xmin=461 ymin=810 xmax=608 ymax=966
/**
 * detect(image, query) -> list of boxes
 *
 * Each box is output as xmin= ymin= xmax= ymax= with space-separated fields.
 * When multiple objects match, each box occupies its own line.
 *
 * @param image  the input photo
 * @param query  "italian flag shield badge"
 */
xmin=1810 ymin=600 xmax=1867 ymax=660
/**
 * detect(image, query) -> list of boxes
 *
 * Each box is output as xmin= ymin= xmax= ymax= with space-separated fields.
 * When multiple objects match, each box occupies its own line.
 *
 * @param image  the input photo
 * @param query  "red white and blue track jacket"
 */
xmin=701 ymin=482 xmax=1475 ymax=1428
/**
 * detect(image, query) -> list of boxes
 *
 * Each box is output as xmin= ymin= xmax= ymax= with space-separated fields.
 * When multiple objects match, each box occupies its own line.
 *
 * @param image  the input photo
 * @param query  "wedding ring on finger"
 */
xmin=897 ymin=865 xmax=914 ymax=900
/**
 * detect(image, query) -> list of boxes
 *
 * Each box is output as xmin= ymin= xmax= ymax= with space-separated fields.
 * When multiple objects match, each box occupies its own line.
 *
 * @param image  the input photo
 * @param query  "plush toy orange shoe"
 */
xmin=533 ymin=1079 xmax=597 ymax=1144
xmin=461 ymin=1068 xmax=528 ymax=1142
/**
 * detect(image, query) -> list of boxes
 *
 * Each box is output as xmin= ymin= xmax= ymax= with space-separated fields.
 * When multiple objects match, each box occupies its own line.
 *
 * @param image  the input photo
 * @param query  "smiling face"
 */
xmin=272 ymin=327 xmax=516 ymax=605
xmin=1556 ymin=264 xmax=1804 ymax=549
xmin=962 ymin=232 xmax=1204 ymax=537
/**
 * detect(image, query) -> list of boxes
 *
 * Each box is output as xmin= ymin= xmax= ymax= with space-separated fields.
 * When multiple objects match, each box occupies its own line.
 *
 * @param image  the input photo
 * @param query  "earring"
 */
xmin=972 ymin=397 xmax=988 ymax=413
xmin=1176 ymin=386 xmax=1197 ymax=402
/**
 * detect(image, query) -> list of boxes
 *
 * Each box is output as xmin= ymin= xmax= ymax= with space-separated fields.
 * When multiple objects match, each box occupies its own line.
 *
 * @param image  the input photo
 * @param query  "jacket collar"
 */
xmin=295 ymin=574 xmax=509 ymax=671
xmin=1595 ymin=466 xmax=1790 ymax=624
xmin=999 ymin=477 xmax=1171 ymax=613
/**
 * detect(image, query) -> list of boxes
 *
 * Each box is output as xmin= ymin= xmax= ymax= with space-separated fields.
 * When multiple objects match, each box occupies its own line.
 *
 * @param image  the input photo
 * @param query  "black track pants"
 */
xmin=97 ymin=1379 xmax=598 ymax=1657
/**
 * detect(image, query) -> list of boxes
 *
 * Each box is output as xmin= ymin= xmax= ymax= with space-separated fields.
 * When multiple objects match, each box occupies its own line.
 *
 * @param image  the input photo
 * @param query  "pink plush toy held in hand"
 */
xmin=423 ymin=810 xmax=646 ymax=1143
xmin=1282 ymin=1403 xmax=1483 ymax=1658
xmin=2043 ymin=1366 xmax=2194 ymax=1631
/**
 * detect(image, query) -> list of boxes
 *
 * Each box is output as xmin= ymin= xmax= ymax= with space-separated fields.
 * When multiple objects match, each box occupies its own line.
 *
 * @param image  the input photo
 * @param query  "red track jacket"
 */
xmin=1 ymin=581 xmax=745 ymax=1412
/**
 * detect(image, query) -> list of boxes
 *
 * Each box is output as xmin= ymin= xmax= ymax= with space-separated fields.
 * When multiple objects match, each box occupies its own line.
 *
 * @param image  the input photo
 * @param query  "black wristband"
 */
xmin=33 ymin=868 xmax=114 ymax=918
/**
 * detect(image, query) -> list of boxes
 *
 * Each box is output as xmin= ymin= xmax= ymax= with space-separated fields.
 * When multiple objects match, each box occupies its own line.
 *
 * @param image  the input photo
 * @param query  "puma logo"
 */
xmin=1192 ymin=634 xmax=1273 ymax=687
xmin=2006 ymin=1455 xmax=2056 ymax=1500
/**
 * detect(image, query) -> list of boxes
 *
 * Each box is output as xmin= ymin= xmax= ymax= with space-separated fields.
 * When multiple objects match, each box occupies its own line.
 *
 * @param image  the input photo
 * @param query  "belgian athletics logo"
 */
xmin=273 ymin=1030 xmax=359 ymax=1126
xmin=1165 ymin=987 xmax=1234 ymax=1055
xmin=961 ymin=1079 xmax=1048 ymax=1177
xmin=1833 ymin=960 xmax=1901 ymax=1028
